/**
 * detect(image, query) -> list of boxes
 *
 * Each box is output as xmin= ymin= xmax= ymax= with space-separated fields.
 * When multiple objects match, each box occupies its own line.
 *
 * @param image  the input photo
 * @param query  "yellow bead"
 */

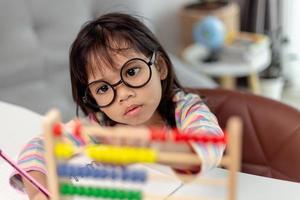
xmin=84 ymin=145 xmax=156 ymax=164
xmin=54 ymin=142 xmax=74 ymax=159
xmin=146 ymin=150 xmax=157 ymax=163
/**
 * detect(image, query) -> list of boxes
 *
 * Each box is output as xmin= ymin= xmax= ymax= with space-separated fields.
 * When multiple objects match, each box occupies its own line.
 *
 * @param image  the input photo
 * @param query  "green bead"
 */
xmin=106 ymin=188 xmax=114 ymax=198
xmin=123 ymin=190 xmax=131 ymax=199
xmin=59 ymin=183 xmax=69 ymax=195
xmin=95 ymin=188 xmax=103 ymax=197
xmin=114 ymin=189 xmax=121 ymax=199
xmin=77 ymin=186 xmax=85 ymax=196
xmin=102 ymin=188 xmax=109 ymax=198
xmin=89 ymin=187 xmax=98 ymax=197
xmin=130 ymin=191 xmax=142 ymax=200
xmin=72 ymin=185 xmax=79 ymax=195
xmin=68 ymin=185 xmax=76 ymax=195
xmin=112 ymin=190 xmax=119 ymax=199
xmin=86 ymin=187 xmax=94 ymax=196
xmin=116 ymin=190 xmax=126 ymax=199
xmin=127 ymin=191 xmax=135 ymax=199
xmin=82 ymin=187 xmax=88 ymax=196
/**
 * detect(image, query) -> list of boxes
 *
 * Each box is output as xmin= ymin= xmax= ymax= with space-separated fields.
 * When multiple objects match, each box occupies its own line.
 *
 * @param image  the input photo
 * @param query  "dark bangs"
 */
xmin=85 ymin=27 xmax=156 ymax=79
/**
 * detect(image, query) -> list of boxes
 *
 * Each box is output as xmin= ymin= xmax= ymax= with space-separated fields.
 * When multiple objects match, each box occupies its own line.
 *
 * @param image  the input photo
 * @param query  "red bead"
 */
xmin=211 ymin=137 xmax=219 ymax=143
xmin=74 ymin=121 xmax=81 ymax=137
xmin=150 ymin=128 xmax=166 ymax=141
xmin=181 ymin=134 xmax=189 ymax=141
xmin=172 ymin=129 xmax=182 ymax=142
xmin=174 ymin=132 xmax=182 ymax=141
xmin=223 ymin=134 xmax=228 ymax=144
xmin=190 ymin=134 xmax=198 ymax=142
xmin=200 ymin=135 xmax=208 ymax=143
xmin=220 ymin=136 xmax=226 ymax=144
xmin=53 ymin=123 xmax=62 ymax=137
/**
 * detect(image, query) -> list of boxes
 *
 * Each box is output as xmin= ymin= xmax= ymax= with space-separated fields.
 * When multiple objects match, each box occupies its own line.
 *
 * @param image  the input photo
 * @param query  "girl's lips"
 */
xmin=124 ymin=105 xmax=142 ymax=116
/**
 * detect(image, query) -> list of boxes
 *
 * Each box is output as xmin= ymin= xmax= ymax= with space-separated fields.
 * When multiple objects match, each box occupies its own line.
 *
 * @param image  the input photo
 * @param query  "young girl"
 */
xmin=9 ymin=13 xmax=224 ymax=200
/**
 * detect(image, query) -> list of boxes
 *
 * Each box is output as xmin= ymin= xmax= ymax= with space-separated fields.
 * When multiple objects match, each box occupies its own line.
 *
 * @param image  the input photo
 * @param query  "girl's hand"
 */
xmin=91 ymin=125 xmax=151 ymax=147
xmin=91 ymin=125 xmax=193 ymax=153
xmin=31 ymin=193 xmax=48 ymax=200
xmin=89 ymin=125 xmax=200 ymax=170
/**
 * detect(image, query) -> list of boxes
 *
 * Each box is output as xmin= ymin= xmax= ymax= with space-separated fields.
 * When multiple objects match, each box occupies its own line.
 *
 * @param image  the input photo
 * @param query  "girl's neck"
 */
xmin=142 ymin=111 xmax=166 ymax=128
xmin=114 ymin=111 xmax=166 ymax=128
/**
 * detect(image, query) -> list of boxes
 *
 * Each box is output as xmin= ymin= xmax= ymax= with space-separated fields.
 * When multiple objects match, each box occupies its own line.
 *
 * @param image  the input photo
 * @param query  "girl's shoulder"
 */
xmin=173 ymin=89 xmax=204 ymax=104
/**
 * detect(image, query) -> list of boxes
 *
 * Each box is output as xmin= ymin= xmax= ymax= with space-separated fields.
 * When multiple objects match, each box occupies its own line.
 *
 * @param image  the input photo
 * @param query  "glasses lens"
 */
xmin=121 ymin=59 xmax=151 ymax=87
xmin=87 ymin=81 xmax=114 ymax=107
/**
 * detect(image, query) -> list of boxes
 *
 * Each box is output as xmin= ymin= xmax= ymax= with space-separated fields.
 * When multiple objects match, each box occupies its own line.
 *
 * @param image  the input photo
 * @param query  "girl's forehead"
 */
xmin=87 ymin=49 xmax=145 ymax=82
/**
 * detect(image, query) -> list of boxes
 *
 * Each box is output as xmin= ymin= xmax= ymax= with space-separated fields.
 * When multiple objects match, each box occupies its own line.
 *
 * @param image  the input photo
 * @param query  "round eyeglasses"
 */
xmin=83 ymin=51 xmax=156 ymax=108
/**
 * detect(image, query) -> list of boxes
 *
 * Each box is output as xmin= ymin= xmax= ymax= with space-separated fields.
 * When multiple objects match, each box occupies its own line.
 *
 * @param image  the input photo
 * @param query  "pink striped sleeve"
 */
xmin=8 ymin=119 xmax=97 ymax=193
xmin=9 ymin=135 xmax=46 ymax=193
xmin=174 ymin=91 xmax=225 ymax=174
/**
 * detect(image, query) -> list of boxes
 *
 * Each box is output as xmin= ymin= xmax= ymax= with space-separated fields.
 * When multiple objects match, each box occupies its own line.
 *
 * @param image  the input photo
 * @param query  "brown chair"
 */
xmin=187 ymin=88 xmax=300 ymax=182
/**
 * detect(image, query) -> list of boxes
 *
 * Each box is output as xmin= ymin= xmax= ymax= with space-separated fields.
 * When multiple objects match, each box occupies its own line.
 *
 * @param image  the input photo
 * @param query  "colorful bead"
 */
xmin=54 ymin=142 xmax=74 ymax=159
xmin=52 ymin=123 xmax=62 ymax=137
xmin=171 ymin=129 xmax=226 ymax=144
xmin=149 ymin=128 xmax=167 ymax=141
xmin=73 ymin=121 xmax=81 ymax=137
xmin=57 ymin=164 xmax=148 ymax=183
xmin=60 ymin=183 xmax=142 ymax=199
xmin=86 ymin=145 xmax=157 ymax=164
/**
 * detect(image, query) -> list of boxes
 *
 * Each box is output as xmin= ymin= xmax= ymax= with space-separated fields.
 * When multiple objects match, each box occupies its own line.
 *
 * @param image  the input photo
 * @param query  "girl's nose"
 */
xmin=115 ymin=83 xmax=136 ymax=103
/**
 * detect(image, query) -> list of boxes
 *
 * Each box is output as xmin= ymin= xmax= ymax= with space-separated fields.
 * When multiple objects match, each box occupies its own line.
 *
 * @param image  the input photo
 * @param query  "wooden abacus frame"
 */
xmin=43 ymin=109 xmax=242 ymax=200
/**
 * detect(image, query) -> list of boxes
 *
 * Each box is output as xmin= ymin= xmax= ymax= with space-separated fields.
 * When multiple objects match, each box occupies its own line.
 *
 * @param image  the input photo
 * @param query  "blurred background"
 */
xmin=0 ymin=0 xmax=299 ymax=121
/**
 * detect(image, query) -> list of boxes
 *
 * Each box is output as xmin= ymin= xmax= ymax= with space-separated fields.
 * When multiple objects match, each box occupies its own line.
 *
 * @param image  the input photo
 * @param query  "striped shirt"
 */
xmin=9 ymin=90 xmax=224 ymax=192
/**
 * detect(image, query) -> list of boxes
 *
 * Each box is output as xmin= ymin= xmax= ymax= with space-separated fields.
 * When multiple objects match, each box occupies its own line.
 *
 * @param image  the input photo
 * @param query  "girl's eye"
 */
xmin=96 ymin=84 xmax=109 ymax=94
xmin=126 ymin=67 xmax=140 ymax=77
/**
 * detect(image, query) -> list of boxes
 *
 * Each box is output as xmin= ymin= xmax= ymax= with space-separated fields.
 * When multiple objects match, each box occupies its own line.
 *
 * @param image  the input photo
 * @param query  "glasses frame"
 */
xmin=83 ymin=51 xmax=156 ymax=109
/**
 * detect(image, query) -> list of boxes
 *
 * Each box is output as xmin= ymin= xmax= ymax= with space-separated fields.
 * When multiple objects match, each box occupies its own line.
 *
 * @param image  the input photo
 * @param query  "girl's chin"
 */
xmin=124 ymin=119 xmax=148 ymax=126
xmin=121 ymin=115 xmax=153 ymax=126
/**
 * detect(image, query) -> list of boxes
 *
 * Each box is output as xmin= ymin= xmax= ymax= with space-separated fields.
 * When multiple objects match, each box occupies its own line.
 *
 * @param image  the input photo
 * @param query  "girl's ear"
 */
xmin=155 ymin=54 xmax=168 ymax=80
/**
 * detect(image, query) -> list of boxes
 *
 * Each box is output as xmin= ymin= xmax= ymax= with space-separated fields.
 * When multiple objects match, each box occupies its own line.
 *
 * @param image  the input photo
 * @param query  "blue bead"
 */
xmin=59 ymin=164 xmax=73 ymax=177
xmin=94 ymin=168 xmax=108 ymax=179
xmin=87 ymin=167 xmax=94 ymax=177
xmin=138 ymin=171 xmax=147 ymax=182
xmin=121 ymin=169 xmax=130 ymax=181
xmin=84 ymin=166 xmax=90 ymax=177
xmin=110 ymin=168 xmax=119 ymax=180
xmin=93 ymin=169 xmax=102 ymax=178
xmin=78 ymin=166 xmax=87 ymax=177
xmin=72 ymin=165 xmax=80 ymax=176
xmin=57 ymin=165 xmax=66 ymax=176
xmin=66 ymin=165 xmax=74 ymax=177
xmin=131 ymin=171 xmax=139 ymax=181
xmin=101 ymin=168 xmax=108 ymax=178
xmin=128 ymin=170 xmax=147 ymax=183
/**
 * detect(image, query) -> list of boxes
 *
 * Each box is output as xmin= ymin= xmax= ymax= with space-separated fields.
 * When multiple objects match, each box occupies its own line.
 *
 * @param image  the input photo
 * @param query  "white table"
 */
xmin=181 ymin=44 xmax=271 ymax=94
xmin=170 ymin=168 xmax=300 ymax=200
xmin=1 ymin=101 xmax=300 ymax=200
xmin=0 ymin=101 xmax=43 ymax=200
xmin=0 ymin=101 xmax=43 ymax=159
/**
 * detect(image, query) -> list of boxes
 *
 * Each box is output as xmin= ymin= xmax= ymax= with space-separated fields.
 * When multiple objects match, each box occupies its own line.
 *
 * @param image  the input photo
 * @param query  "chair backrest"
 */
xmin=187 ymin=88 xmax=300 ymax=182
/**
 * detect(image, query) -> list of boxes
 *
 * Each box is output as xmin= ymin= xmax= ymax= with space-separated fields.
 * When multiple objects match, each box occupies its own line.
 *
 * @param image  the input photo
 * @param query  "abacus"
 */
xmin=43 ymin=109 xmax=242 ymax=200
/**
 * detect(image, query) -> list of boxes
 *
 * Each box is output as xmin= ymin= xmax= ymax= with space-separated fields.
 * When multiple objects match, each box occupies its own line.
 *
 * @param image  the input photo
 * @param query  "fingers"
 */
xmin=93 ymin=126 xmax=150 ymax=147
xmin=32 ymin=193 xmax=48 ymax=200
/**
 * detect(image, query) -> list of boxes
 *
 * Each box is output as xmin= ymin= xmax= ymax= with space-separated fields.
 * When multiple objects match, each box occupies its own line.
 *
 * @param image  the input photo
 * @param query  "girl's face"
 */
xmin=87 ymin=50 xmax=167 ymax=127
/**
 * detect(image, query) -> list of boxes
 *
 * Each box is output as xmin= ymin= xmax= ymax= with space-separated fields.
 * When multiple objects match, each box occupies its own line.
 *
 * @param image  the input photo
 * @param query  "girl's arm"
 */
xmin=23 ymin=171 xmax=48 ymax=200
xmin=174 ymin=92 xmax=225 ymax=174
xmin=8 ymin=120 xmax=83 ymax=198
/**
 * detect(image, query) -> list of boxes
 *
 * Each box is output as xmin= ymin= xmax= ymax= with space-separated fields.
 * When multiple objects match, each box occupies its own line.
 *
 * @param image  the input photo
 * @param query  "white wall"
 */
xmin=93 ymin=0 xmax=195 ymax=54
xmin=281 ymin=0 xmax=300 ymax=87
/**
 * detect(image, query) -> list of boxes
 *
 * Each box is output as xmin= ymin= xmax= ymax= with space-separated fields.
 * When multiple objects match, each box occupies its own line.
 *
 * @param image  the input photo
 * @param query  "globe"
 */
xmin=193 ymin=16 xmax=225 ymax=62
xmin=193 ymin=16 xmax=225 ymax=50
